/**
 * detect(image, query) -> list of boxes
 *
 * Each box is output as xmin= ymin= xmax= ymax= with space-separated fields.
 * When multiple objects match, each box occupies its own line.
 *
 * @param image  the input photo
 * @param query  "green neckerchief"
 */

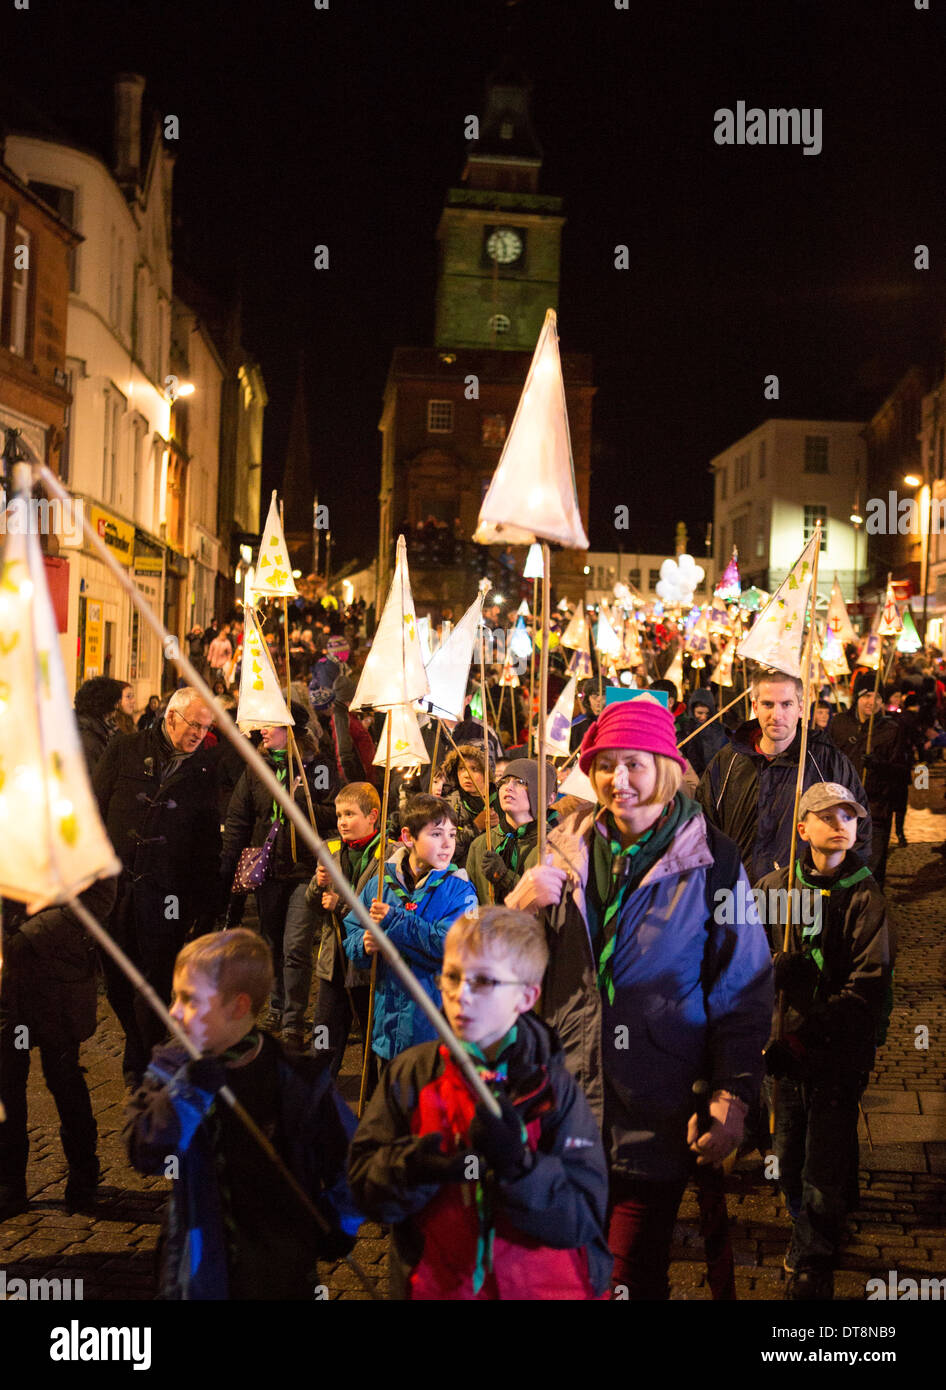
xmin=341 ymin=833 xmax=380 ymax=888
xmin=383 ymin=858 xmax=452 ymax=909
xmin=495 ymin=820 xmax=535 ymax=875
xmin=460 ymin=787 xmax=498 ymax=821
xmin=270 ymin=749 xmax=289 ymax=823
xmin=794 ymin=857 xmax=872 ymax=973
xmin=457 ymin=1025 xmax=526 ymax=1295
xmin=592 ymin=793 xmax=701 ymax=1004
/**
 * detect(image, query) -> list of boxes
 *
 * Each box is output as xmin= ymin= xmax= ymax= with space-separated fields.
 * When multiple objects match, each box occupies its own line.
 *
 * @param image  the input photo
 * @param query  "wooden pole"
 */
xmin=677 ymin=688 xmax=748 ymax=748
xmin=865 ymin=645 xmax=884 ymax=756
xmin=359 ymin=715 xmax=392 ymax=1117
xmin=428 ymin=719 xmax=442 ymax=793
xmin=537 ymin=544 xmax=552 ymax=859
xmin=511 ymin=683 xmax=518 ymax=745
xmin=529 ymin=578 xmax=538 ymax=753
xmin=478 ymin=622 xmax=495 ymax=905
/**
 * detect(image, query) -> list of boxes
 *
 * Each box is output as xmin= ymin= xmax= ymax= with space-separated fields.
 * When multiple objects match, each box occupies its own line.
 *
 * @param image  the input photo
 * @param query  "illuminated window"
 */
xmin=804 ymin=505 xmax=828 ymax=550
xmin=427 ymin=400 xmax=454 ymax=433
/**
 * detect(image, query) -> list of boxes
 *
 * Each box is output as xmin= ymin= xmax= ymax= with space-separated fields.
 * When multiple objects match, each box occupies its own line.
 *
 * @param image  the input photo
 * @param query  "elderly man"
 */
xmin=697 ymin=668 xmax=871 ymax=883
xmin=93 ymin=687 xmax=222 ymax=1086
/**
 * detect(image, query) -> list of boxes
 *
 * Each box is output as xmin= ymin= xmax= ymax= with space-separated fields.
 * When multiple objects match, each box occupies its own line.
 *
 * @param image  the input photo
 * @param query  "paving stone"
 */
xmin=868 ymin=1114 xmax=946 ymax=1144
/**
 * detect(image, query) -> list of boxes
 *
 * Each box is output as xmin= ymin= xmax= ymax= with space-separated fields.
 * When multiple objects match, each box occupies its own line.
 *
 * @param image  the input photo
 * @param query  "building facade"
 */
xmin=711 ymin=418 xmax=866 ymax=603
xmin=583 ymin=551 xmax=715 ymax=611
xmin=378 ymin=69 xmax=593 ymax=618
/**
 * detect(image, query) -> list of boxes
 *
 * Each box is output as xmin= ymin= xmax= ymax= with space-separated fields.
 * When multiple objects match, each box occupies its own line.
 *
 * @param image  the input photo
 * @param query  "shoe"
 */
xmin=897 ymin=836 xmax=908 ymax=848
xmin=281 ymin=1028 xmax=307 ymax=1054
xmin=123 ymin=1069 xmax=143 ymax=1091
xmin=64 ymin=1182 xmax=99 ymax=1215
xmin=0 ymin=1185 xmax=28 ymax=1223
xmin=787 ymin=1269 xmax=834 ymax=1300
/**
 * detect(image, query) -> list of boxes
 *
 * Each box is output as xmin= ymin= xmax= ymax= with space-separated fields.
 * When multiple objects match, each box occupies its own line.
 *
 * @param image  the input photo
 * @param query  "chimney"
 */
xmin=113 ymin=73 xmax=146 ymax=188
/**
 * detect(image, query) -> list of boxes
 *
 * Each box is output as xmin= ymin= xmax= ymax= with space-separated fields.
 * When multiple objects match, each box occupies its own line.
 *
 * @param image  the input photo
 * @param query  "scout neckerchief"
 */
xmin=340 ymin=832 xmax=380 ymax=887
xmin=457 ymin=1026 xmax=525 ymax=1296
xmin=459 ymin=786 xmax=498 ymax=821
xmin=794 ymin=856 xmax=871 ymax=973
xmin=384 ymin=854 xmax=454 ymax=912
xmin=590 ymin=793 xmax=698 ymax=1004
xmin=270 ymin=748 xmax=289 ymax=823
xmin=494 ymin=818 xmax=536 ymax=875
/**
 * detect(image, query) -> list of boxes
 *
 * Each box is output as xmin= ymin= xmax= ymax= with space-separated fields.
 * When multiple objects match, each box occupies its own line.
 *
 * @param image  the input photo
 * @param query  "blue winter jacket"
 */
xmin=342 ymin=845 xmax=478 ymax=1061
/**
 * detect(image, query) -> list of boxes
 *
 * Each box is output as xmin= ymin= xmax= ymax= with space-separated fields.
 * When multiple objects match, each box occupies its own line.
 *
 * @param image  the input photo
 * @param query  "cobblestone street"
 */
xmin=3 ymin=776 xmax=945 ymax=1302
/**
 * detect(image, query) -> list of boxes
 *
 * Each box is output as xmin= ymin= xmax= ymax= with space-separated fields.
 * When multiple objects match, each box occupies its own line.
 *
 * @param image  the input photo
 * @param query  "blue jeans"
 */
xmin=768 ymin=1074 xmax=863 ymax=1272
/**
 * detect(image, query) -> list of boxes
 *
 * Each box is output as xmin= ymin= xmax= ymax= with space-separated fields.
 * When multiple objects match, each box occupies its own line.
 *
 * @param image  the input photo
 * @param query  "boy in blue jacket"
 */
xmin=343 ymin=794 xmax=478 ymax=1067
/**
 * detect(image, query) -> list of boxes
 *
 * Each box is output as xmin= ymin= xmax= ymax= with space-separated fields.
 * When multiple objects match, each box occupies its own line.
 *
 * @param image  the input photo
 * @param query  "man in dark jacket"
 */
xmin=697 ymin=668 xmax=871 ymax=882
xmin=93 ymin=687 xmax=223 ymax=1086
xmin=829 ymin=672 xmax=910 ymax=886
xmin=0 ymin=875 xmax=117 ymax=1219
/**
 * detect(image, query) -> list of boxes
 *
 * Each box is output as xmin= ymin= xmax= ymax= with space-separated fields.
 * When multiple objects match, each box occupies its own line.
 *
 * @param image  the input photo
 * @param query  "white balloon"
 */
xmin=660 ymin=559 xmax=677 ymax=582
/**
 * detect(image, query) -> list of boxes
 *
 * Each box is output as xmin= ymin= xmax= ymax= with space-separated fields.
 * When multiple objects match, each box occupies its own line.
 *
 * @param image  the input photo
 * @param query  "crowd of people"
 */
xmin=3 ymin=594 xmax=939 ymax=1302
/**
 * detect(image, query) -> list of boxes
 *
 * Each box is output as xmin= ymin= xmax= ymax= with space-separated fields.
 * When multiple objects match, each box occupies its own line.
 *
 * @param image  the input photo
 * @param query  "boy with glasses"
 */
xmin=348 ymin=906 xmax=611 ymax=1300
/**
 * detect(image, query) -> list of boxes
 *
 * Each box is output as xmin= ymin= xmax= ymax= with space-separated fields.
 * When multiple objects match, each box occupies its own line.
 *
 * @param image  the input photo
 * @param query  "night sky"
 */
xmin=5 ymin=0 xmax=946 ymax=568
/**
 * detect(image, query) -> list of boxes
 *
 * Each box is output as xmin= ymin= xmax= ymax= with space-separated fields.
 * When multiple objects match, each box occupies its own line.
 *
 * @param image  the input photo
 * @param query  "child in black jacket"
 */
xmin=756 ymin=781 xmax=895 ymax=1301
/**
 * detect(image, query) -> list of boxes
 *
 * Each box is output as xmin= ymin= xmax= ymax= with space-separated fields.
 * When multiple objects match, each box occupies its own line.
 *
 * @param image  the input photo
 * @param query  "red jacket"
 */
xmin=348 ymin=1012 xmax=612 ymax=1300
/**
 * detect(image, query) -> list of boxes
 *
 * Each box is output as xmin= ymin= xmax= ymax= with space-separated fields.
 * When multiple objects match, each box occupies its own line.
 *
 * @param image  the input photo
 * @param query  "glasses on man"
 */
xmin=170 ymin=711 xmax=213 ymax=735
xmin=436 ymin=970 xmax=525 ymax=996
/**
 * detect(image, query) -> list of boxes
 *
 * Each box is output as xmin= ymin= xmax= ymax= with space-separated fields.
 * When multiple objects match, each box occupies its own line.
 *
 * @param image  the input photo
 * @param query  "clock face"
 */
xmin=486 ymin=227 xmax=523 ymax=264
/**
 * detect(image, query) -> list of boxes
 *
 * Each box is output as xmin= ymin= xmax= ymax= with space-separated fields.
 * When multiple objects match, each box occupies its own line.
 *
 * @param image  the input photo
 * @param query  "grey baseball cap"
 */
xmin=798 ymin=781 xmax=867 ymax=820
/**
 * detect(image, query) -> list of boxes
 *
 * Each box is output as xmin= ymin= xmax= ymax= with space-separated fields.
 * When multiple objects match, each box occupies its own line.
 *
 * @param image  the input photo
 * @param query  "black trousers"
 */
xmin=0 ymin=1011 xmax=98 ymax=1190
xmin=312 ymin=968 xmax=372 ymax=1080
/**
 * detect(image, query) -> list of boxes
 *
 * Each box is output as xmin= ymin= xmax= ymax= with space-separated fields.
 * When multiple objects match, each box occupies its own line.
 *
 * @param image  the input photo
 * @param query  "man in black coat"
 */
xmin=93 ymin=687 xmax=223 ymax=1086
xmin=697 ymin=668 xmax=871 ymax=882
xmin=829 ymin=672 xmax=910 ymax=886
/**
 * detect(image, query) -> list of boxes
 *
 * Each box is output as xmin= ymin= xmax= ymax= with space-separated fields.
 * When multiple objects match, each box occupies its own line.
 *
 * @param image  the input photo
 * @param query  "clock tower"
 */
xmin=434 ymin=70 xmax=563 ymax=351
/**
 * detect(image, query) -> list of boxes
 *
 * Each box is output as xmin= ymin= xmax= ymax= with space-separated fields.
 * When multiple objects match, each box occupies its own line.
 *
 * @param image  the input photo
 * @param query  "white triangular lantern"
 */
xmin=826 ymin=575 xmax=857 ymax=646
xmin=736 ymin=533 xmax=819 ymax=677
xmin=877 ymin=579 xmax=903 ymax=637
xmin=517 ymin=598 xmax=531 ymax=618
xmin=820 ymin=625 xmax=850 ymax=678
xmin=0 ymin=475 xmax=121 ymax=911
xmin=523 ymin=543 xmax=545 ymax=579
xmin=558 ymin=761 xmax=598 ymax=803
xmin=353 ymin=535 xmax=429 ymax=712
xmin=416 ymin=615 xmax=434 ymax=663
xmin=242 ymin=566 xmax=258 ymax=610
xmin=709 ymin=636 xmax=736 ymax=687
xmin=253 ymin=492 xmax=299 ymax=598
xmin=546 ymin=675 xmax=577 ymax=756
xmin=859 ymin=632 xmax=881 ymax=670
xmin=236 ymin=608 xmax=293 ymax=730
xmin=594 ymin=610 xmax=622 ymax=657
xmin=663 ymin=646 xmax=684 ymax=694
xmin=473 ymin=310 xmax=589 ymax=549
xmin=561 ymin=600 xmax=590 ymax=652
xmin=372 ymin=704 xmax=430 ymax=770
xmin=417 ymin=590 xmax=485 ymax=722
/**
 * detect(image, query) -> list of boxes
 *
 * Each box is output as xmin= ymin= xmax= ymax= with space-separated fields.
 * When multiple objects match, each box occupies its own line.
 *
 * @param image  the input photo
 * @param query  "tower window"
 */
xmin=488 ymin=313 xmax=511 ymax=338
xmin=427 ymin=399 xmax=454 ymax=433
xmin=500 ymin=120 xmax=514 ymax=140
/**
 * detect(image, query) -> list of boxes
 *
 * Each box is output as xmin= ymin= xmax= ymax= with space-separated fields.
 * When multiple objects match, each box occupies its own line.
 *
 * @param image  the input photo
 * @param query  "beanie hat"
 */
xmin=852 ymin=671 xmax=878 ymax=702
xmin=578 ymin=694 xmax=687 ymax=775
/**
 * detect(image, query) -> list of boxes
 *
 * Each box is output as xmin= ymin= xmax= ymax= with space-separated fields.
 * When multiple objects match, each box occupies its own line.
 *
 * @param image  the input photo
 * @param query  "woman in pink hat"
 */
xmin=507 ymin=694 xmax=773 ymax=1299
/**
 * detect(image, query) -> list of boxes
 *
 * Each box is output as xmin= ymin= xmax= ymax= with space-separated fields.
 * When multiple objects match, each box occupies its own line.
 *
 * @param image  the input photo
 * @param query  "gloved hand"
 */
xmin=186 ymin=1055 xmax=229 ymax=1095
xmin=763 ymin=1034 xmax=808 ymax=1081
xmin=470 ymin=1092 xmax=528 ymax=1179
xmin=686 ymin=1091 xmax=747 ymax=1166
xmin=773 ymin=951 xmax=820 ymax=999
xmin=481 ymin=850 xmax=514 ymax=894
xmin=403 ymin=1132 xmax=469 ymax=1184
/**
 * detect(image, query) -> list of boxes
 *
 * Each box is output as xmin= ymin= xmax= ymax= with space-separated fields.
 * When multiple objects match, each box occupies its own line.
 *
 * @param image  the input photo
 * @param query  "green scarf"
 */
xmin=794 ymin=857 xmax=871 ymax=973
xmin=270 ymin=749 xmax=289 ymax=823
xmin=494 ymin=820 xmax=535 ymax=875
xmin=591 ymin=793 xmax=701 ymax=1004
xmin=458 ymin=1027 xmax=524 ymax=1296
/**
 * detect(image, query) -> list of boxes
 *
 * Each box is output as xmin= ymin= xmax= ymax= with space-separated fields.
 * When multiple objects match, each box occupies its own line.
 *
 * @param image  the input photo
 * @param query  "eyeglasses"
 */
xmin=170 ymin=710 xmax=213 ymax=735
xmin=499 ymin=776 xmax=529 ymax=789
xmin=436 ymin=970 xmax=526 ymax=996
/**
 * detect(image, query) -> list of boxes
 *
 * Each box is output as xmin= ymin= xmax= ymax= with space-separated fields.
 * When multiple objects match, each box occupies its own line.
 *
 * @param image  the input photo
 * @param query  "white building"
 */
xmin=711 ymin=419 xmax=866 ymax=602
xmin=6 ymin=75 xmax=176 ymax=702
xmin=918 ymin=378 xmax=946 ymax=649
xmin=582 ymin=551 xmax=715 ymax=610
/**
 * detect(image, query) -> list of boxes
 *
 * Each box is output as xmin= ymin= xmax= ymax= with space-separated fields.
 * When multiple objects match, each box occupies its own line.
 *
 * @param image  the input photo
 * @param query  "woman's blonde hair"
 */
xmin=590 ymin=750 xmax=682 ymax=807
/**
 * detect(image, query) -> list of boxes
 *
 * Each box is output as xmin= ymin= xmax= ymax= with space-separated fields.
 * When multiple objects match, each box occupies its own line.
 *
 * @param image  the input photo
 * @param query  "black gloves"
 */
xmin=481 ymin=851 xmax=514 ymax=895
xmin=470 ymin=1092 xmax=528 ymax=1180
xmin=403 ymin=1132 xmax=469 ymax=1184
xmin=773 ymin=951 xmax=820 ymax=1002
xmin=186 ymin=1055 xmax=229 ymax=1094
xmin=763 ymin=1035 xmax=808 ymax=1081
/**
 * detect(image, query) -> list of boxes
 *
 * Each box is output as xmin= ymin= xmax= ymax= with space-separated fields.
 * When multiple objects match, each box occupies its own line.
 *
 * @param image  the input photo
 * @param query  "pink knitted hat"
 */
xmin=578 ymin=695 xmax=687 ymax=775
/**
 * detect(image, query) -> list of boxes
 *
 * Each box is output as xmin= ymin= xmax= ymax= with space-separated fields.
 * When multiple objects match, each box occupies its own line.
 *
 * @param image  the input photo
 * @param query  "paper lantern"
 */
xmin=236 ymin=608 xmax=293 ymax=730
xmin=352 ymin=535 xmax=429 ymax=712
xmin=877 ymin=580 xmax=904 ymax=637
xmin=253 ymin=492 xmax=299 ymax=598
xmin=372 ymin=704 xmax=430 ymax=770
xmin=826 ymin=575 xmax=857 ymax=645
xmin=474 ymin=310 xmax=589 ymax=549
xmin=736 ymin=533 xmax=819 ymax=677
xmin=523 ymin=544 xmax=545 ymax=580
xmin=417 ymin=589 xmax=484 ymax=721
xmin=0 ymin=470 xmax=120 ymax=911
xmin=546 ymin=675 xmax=578 ymax=756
